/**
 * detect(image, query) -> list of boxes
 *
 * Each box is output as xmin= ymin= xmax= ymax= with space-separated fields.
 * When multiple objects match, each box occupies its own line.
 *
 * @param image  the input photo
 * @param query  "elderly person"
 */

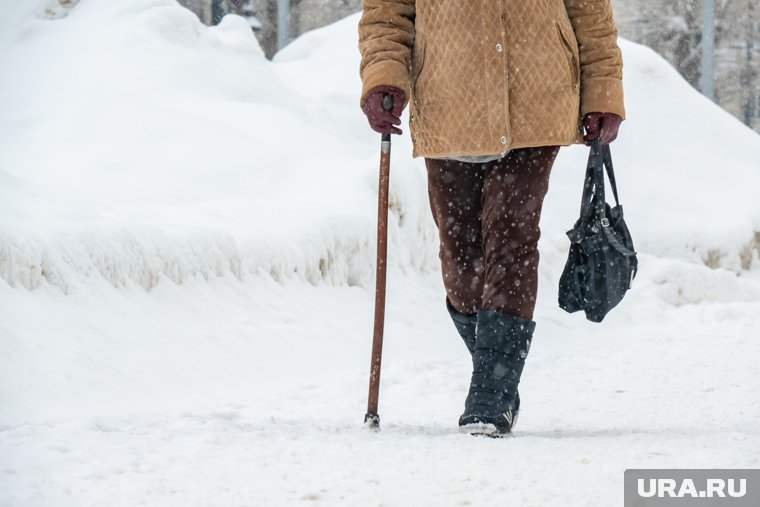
xmin=359 ymin=0 xmax=624 ymax=436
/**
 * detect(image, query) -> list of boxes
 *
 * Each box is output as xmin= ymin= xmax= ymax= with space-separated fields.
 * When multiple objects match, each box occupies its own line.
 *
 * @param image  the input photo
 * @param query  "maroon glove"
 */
xmin=361 ymin=86 xmax=405 ymax=135
xmin=583 ymin=112 xmax=622 ymax=145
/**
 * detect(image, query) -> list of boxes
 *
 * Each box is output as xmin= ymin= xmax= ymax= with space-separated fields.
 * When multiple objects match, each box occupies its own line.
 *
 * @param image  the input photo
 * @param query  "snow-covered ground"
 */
xmin=1 ymin=1 xmax=759 ymax=506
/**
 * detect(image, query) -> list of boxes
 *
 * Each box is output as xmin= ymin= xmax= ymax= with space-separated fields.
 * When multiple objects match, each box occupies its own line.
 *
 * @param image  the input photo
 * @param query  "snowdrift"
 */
xmin=1 ymin=0 xmax=760 ymax=297
xmin=0 ymin=0 xmax=437 ymax=296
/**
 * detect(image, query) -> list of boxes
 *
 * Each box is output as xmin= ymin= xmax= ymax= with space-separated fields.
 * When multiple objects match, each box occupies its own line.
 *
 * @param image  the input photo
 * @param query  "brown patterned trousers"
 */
xmin=425 ymin=146 xmax=559 ymax=321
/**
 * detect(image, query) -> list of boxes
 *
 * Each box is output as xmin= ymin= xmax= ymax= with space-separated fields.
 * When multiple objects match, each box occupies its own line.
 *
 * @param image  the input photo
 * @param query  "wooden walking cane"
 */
xmin=364 ymin=95 xmax=394 ymax=430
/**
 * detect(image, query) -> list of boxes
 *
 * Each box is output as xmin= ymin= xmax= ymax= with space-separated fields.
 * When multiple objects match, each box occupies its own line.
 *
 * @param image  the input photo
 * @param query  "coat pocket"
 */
xmin=556 ymin=23 xmax=580 ymax=87
xmin=411 ymin=39 xmax=426 ymax=102
xmin=409 ymin=40 xmax=426 ymax=146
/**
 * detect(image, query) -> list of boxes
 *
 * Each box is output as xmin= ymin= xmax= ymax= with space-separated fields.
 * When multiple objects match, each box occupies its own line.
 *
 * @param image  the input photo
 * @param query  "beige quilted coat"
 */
xmin=358 ymin=0 xmax=626 ymax=158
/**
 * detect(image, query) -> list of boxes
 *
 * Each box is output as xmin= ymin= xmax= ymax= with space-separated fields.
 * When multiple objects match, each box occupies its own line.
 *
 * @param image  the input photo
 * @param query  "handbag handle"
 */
xmin=578 ymin=139 xmax=622 ymax=223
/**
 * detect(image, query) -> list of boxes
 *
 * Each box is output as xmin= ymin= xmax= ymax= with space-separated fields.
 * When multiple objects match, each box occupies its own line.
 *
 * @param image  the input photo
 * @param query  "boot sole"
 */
xmin=458 ymin=422 xmax=511 ymax=438
xmin=458 ymin=411 xmax=518 ymax=438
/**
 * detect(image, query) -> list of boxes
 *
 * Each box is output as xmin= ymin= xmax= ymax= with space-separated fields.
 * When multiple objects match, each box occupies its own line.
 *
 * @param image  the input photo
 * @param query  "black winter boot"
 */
xmin=458 ymin=309 xmax=535 ymax=437
xmin=447 ymin=299 xmax=521 ymax=420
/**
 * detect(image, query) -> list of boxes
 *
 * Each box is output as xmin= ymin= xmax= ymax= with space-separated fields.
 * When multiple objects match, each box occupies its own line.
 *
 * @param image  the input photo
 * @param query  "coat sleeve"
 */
xmin=563 ymin=0 xmax=625 ymax=119
xmin=358 ymin=0 xmax=416 ymax=108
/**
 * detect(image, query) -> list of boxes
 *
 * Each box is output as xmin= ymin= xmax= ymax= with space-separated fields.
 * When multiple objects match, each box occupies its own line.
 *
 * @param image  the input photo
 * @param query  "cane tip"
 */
xmin=364 ymin=413 xmax=380 ymax=431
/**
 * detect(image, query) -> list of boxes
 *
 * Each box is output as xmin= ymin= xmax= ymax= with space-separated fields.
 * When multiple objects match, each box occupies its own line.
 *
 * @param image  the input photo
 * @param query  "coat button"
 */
xmin=500 ymin=136 xmax=507 ymax=144
xmin=496 ymin=43 xmax=503 ymax=52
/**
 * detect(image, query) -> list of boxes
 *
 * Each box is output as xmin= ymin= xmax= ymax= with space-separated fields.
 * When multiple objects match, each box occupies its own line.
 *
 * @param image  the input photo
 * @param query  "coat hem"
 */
xmin=412 ymin=137 xmax=581 ymax=159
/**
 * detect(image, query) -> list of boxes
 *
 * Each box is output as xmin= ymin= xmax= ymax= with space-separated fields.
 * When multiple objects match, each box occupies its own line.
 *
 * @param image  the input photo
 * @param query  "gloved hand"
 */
xmin=361 ymin=86 xmax=406 ymax=135
xmin=583 ymin=112 xmax=622 ymax=145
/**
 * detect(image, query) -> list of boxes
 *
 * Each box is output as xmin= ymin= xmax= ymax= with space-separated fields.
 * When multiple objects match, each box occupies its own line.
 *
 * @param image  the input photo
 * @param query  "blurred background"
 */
xmin=174 ymin=0 xmax=760 ymax=133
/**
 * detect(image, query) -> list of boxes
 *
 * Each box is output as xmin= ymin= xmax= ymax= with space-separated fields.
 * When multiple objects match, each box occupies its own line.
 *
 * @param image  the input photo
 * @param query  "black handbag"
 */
xmin=558 ymin=139 xmax=638 ymax=322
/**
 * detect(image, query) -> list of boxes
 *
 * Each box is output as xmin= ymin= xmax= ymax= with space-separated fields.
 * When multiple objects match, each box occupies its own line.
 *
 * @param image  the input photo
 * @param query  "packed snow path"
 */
xmin=2 ymin=268 xmax=759 ymax=506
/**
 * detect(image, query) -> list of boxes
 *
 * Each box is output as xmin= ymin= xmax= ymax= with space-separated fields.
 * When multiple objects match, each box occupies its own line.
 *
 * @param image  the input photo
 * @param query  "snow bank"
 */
xmin=1 ymin=0 xmax=759 ymax=297
xmin=0 ymin=0 xmax=437 ymax=293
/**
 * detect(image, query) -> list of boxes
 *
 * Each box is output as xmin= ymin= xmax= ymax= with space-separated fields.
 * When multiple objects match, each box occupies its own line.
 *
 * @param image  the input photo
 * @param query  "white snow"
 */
xmin=1 ymin=1 xmax=759 ymax=506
